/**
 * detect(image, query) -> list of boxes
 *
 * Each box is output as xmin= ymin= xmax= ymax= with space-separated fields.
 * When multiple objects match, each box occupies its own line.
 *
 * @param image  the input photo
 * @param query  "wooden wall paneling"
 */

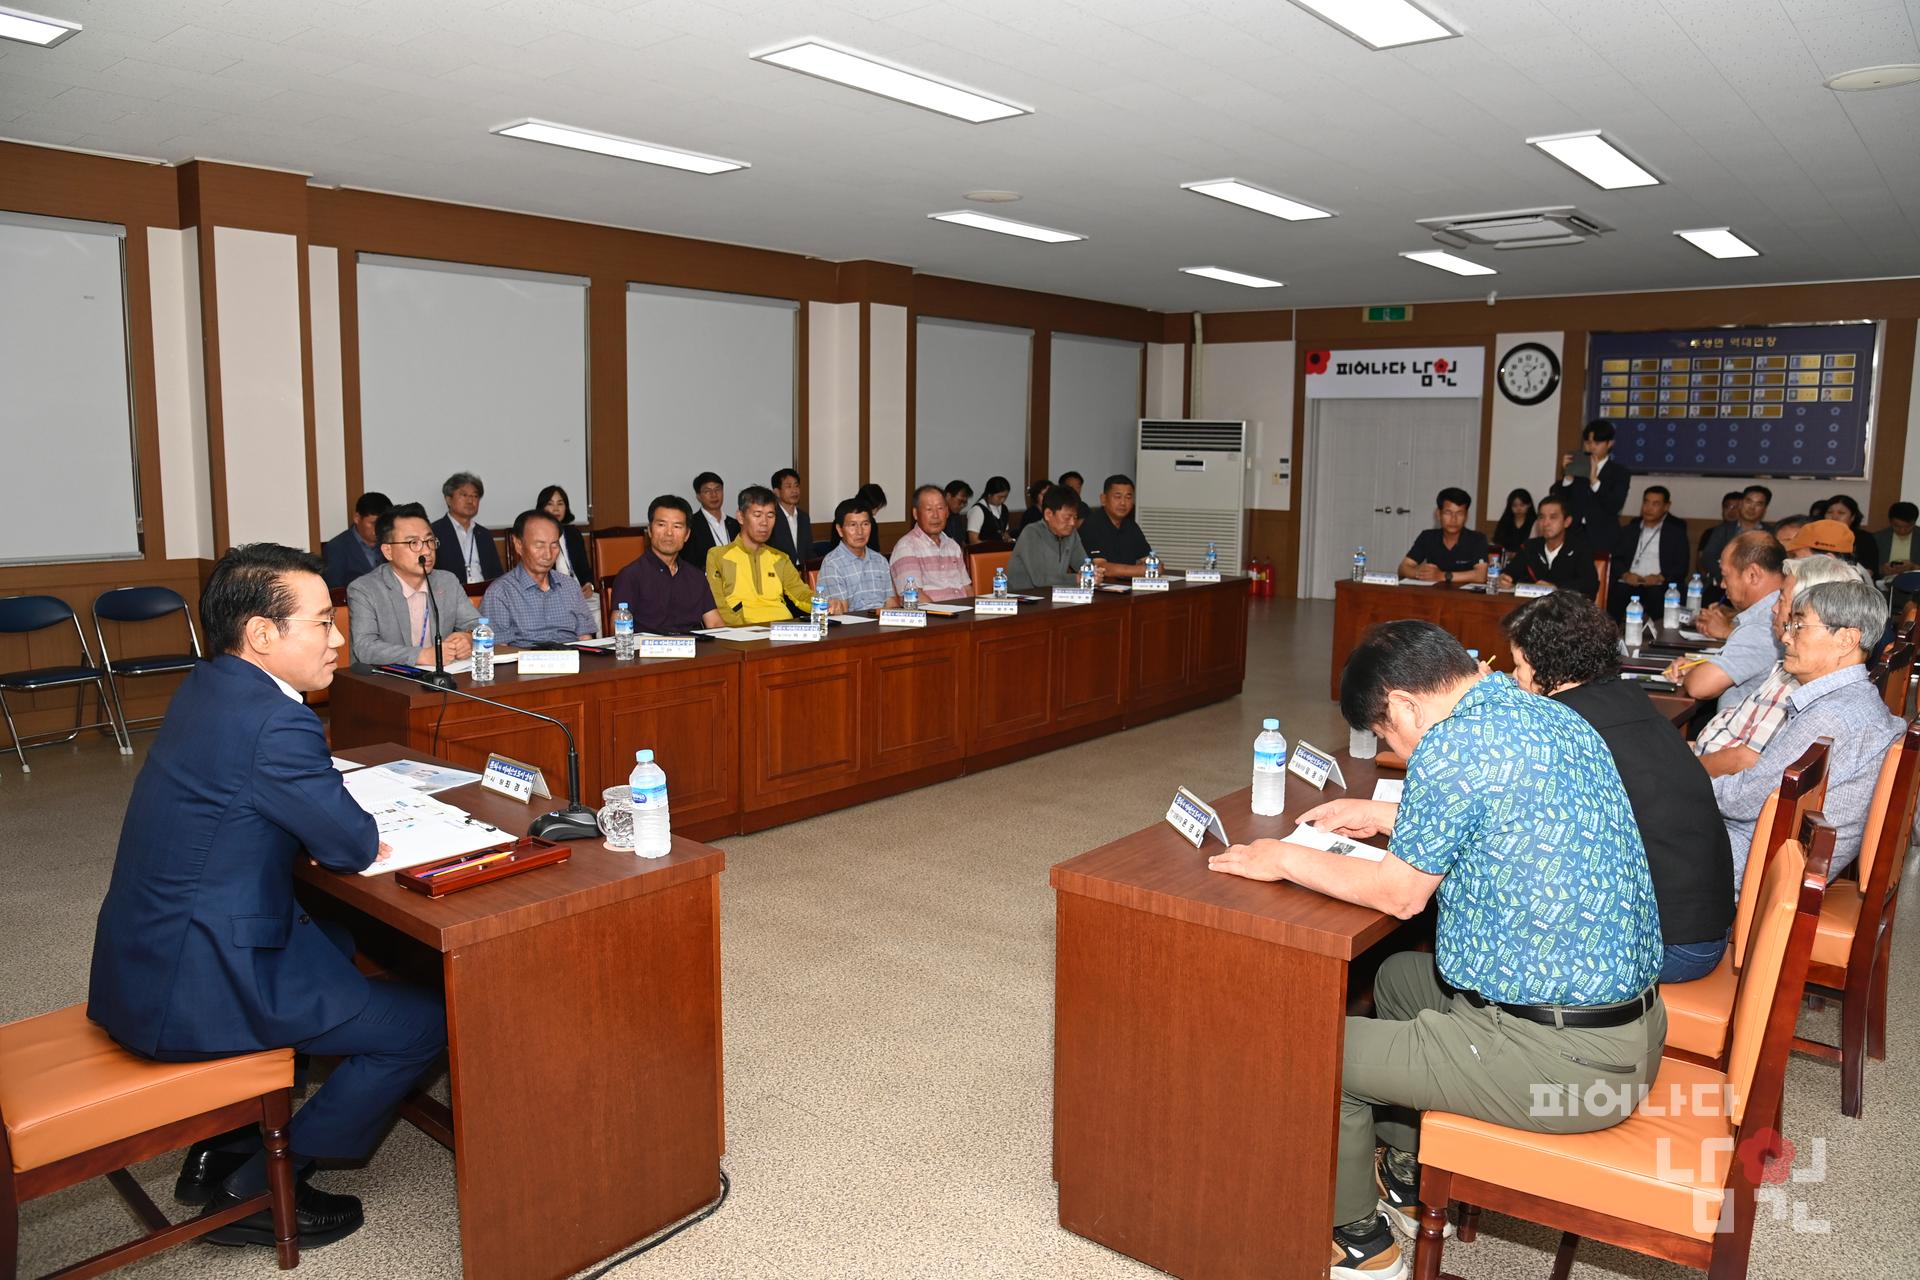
xmin=795 ymin=301 xmax=810 ymax=515
xmin=904 ymin=307 xmax=916 ymax=496
xmin=1030 ymin=329 xmax=1052 ymax=487
xmin=597 ymin=661 xmax=740 ymax=840
xmin=188 ymin=215 xmax=230 ymax=554
xmin=123 ymin=221 xmax=168 ymax=565
xmin=338 ymin=250 xmax=365 ymax=504
xmin=0 ymin=141 xmax=182 ymax=230
xmin=1869 ymin=317 xmax=1918 ymax=518
xmin=911 ymin=273 xmax=1156 ymax=344
xmin=1199 ymin=311 xmax=1296 ymax=344
xmin=1557 ymin=328 xmax=1591 ymax=459
xmin=589 ymin=274 xmax=629 ymax=528
xmin=858 ymin=302 xmax=871 ymax=484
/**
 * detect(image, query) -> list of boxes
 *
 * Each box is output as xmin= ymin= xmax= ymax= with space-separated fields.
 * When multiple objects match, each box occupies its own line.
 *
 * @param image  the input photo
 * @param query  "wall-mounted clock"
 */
xmin=1497 ymin=342 xmax=1561 ymax=406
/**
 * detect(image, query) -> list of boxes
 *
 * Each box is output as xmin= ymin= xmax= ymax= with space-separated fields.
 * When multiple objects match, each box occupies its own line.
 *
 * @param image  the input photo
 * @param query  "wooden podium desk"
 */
xmin=329 ymin=579 xmax=1249 ymax=837
xmin=297 ymin=744 xmax=724 ymax=1280
xmin=1330 ymin=579 xmax=1522 ymax=699
xmin=1051 ymin=756 xmax=1403 ymax=1280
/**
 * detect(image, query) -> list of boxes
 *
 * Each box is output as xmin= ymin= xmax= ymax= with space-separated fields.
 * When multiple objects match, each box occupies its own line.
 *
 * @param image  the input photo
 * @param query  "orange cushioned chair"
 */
xmin=1 ymin=1005 xmax=299 ymax=1276
xmin=1793 ymin=720 xmax=1920 ymax=1117
xmin=1411 ymin=812 xmax=1836 ymax=1280
xmin=1662 ymin=740 xmax=1828 ymax=1066
xmin=1591 ymin=552 xmax=1611 ymax=613
xmin=590 ymin=527 xmax=649 ymax=587
xmin=1871 ymin=641 xmax=1915 ymax=718
xmin=969 ymin=550 xmax=1011 ymax=598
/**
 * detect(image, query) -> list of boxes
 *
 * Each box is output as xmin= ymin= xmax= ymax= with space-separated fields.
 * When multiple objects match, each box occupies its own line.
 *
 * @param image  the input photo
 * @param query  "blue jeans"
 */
xmin=1660 ymin=935 xmax=1729 ymax=984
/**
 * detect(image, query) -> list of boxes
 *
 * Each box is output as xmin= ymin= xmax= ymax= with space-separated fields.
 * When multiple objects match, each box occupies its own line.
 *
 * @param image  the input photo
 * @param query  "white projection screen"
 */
xmin=915 ymin=317 xmax=1030 ymax=497
xmin=627 ymin=285 xmax=797 ymax=507
xmin=357 ymin=255 xmax=589 ymax=521
xmin=1049 ymin=333 xmax=1143 ymax=491
xmin=0 ymin=212 xmax=140 ymax=564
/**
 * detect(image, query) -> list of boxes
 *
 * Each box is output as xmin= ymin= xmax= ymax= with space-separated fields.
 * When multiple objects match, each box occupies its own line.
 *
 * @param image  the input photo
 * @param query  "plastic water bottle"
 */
xmin=903 ymin=576 xmax=920 ymax=610
xmin=613 ymin=602 xmax=635 ymax=660
xmin=629 ymin=749 xmax=671 ymax=858
xmin=1624 ymin=598 xmax=1645 ymax=656
xmin=1078 ymin=558 xmax=1096 ymax=589
xmin=1205 ymin=541 xmax=1218 ymax=571
xmin=1663 ymin=584 xmax=1682 ymax=632
xmin=992 ymin=566 xmax=1008 ymax=598
xmin=1686 ymin=573 xmax=1704 ymax=614
xmin=1144 ymin=551 xmax=1161 ymax=579
xmin=811 ymin=591 xmax=829 ymax=637
xmin=1486 ymin=556 xmax=1501 ymax=592
xmin=1252 ymin=718 xmax=1288 ymax=817
xmin=1352 ymin=547 xmax=1367 ymax=581
xmin=470 ymin=617 xmax=494 ymax=685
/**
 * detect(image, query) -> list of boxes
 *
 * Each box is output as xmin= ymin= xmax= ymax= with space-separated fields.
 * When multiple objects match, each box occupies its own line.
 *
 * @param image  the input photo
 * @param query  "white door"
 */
xmin=1302 ymin=399 xmax=1482 ymax=599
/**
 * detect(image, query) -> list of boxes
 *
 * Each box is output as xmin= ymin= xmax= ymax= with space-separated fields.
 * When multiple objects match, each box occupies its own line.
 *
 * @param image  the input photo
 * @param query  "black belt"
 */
xmin=1439 ymin=978 xmax=1656 ymax=1029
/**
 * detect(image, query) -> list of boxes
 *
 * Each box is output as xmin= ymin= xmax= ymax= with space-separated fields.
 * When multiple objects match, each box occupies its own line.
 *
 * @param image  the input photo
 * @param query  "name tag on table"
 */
xmin=1132 ymin=577 xmax=1171 ymax=591
xmin=974 ymin=597 xmax=1019 ymax=616
xmin=1185 ymin=570 xmax=1223 ymax=583
xmin=1287 ymin=740 xmax=1346 ymax=791
xmin=878 ymin=609 xmax=928 ymax=628
xmin=769 ymin=621 xmax=823 ymax=641
xmin=1513 ymin=582 xmax=1556 ymax=599
xmin=1052 ymin=586 xmax=1095 ymax=605
xmin=518 ymin=650 xmax=580 ymax=675
xmin=1361 ymin=572 xmax=1401 ymax=586
xmin=1164 ymin=786 xmax=1230 ymax=848
xmin=480 ymin=752 xmax=551 ymax=804
xmin=638 ymin=635 xmax=697 ymax=658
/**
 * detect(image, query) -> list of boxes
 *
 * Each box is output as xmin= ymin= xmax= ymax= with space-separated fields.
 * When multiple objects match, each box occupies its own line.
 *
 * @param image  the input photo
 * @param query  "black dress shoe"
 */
xmin=175 ymin=1141 xmax=251 ymax=1205
xmin=201 ymin=1181 xmax=364 ymax=1249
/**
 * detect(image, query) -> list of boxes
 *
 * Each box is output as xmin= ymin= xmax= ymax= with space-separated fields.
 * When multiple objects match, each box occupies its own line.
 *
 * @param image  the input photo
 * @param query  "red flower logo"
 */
xmin=1736 ymin=1129 xmax=1795 ymax=1185
xmin=1305 ymin=349 xmax=1331 ymax=375
xmin=1435 ymin=357 xmax=1451 ymax=375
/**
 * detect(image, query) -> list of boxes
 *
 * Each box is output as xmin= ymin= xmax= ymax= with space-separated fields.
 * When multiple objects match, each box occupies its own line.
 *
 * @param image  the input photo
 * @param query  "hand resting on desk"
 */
xmin=1296 ymin=796 xmax=1399 ymax=840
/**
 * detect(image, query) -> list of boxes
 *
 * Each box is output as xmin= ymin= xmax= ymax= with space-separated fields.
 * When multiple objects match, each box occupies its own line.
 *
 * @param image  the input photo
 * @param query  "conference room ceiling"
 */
xmin=5 ymin=0 xmax=1919 ymax=314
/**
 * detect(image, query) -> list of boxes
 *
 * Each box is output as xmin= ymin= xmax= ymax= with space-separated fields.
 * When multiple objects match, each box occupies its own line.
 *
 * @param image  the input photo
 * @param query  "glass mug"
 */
xmin=598 ymin=785 xmax=636 ymax=852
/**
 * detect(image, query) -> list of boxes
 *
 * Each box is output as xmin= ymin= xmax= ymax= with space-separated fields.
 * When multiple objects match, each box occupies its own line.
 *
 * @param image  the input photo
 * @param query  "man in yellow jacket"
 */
xmin=707 ymin=484 xmax=829 ymax=625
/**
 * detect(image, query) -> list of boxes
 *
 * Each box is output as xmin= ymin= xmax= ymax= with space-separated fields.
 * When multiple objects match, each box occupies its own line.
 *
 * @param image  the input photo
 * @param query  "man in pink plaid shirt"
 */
xmin=890 ymin=485 xmax=974 ymax=602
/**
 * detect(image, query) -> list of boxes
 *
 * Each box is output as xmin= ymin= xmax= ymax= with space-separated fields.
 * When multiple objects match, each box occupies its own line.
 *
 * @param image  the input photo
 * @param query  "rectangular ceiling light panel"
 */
xmin=492 ymin=119 xmax=747 ymax=174
xmin=1288 ymin=0 xmax=1457 ymax=49
xmin=754 ymin=41 xmax=1028 ymax=122
xmin=1182 ymin=178 xmax=1333 ymax=221
xmin=1675 ymin=227 xmax=1760 ymax=258
xmin=1527 ymin=130 xmax=1660 ymax=189
xmin=1181 ymin=266 xmax=1285 ymax=288
xmin=929 ymin=211 xmax=1083 ymax=243
xmin=1400 ymin=249 xmax=1496 ymax=276
xmin=0 ymin=5 xmax=81 ymax=46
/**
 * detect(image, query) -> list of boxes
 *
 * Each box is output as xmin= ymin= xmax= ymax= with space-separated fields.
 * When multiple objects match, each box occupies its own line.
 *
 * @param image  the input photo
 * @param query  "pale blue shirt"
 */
xmin=1707 ymin=589 xmax=1782 ymax=711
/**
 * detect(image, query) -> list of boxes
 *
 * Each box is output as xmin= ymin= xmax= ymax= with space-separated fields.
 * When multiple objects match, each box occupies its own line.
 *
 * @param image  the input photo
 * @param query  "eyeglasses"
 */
xmin=281 ymin=614 xmax=341 ymax=635
xmin=386 ymin=536 xmax=440 ymax=551
xmin=1782 ymin=620 xmax=1848 ymax=638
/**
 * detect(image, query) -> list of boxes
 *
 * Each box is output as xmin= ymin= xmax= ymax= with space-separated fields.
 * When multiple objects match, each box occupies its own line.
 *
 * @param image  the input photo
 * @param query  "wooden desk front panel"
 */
xmin=1330 ymin=580 xmax=1516 ymax=699
xmin=865 ymin=630 xmax=971 ymax=776
xmin=597 ymin=662 xmax=740 ymax=837
xmin=1190 ymin=581 xmax=1250 ymax=690
xmin=410 ymin=694 xmax=591 ymax=801
xmin=971 ymin=624 xmax=1056 ymax=750
xmin=741 ymin=649 xmax=864 ymax=810
xmin=1051 ymin=607 xmax=1126 ymax=729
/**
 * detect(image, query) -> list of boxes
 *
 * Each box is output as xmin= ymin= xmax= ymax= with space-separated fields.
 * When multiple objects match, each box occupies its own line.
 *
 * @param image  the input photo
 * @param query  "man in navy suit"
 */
xmin=88 ymin=543 xmax=445 ymax=1249
xmin=431 ymin=470 xmax=503 ymax=584
xmin=766 ymin=467 xmax=814 ymax=562
xmin=1609 ymin=485 xmax=1692 ymax=622
xmin=320 ymin=491 xmax=390 ymax=590
xmin=682 ymin=470 xmax=740 ymax=569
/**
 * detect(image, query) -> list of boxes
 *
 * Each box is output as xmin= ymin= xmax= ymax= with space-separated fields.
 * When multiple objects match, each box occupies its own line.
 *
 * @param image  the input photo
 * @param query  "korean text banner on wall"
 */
xmin=1302 ymin=347 xmax=1483 ymax=399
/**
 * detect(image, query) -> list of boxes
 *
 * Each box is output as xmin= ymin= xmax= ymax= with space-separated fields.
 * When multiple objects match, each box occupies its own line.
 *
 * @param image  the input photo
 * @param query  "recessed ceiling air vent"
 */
xmin=1416 ymin=206 xmax=1613 ymax=250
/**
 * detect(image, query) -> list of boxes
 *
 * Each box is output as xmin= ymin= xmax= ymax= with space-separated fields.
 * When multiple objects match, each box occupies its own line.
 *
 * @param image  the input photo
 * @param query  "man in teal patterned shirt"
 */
xmin=1211 ymin=621 xmax=1665 ymax=1280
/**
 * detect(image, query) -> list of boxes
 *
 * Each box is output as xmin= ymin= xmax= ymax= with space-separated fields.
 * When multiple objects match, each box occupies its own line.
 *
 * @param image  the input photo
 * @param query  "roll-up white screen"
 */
xmin=915 ymin=318 xmax=1029 ymax=496
xmin=1050 ymin=333 xmax=1143 ymax=490
xmin=357 ymin=255 xmax=588 ymax=521
xmin=628 ymin=285 xmax=797 ymax=507
xmin=0 ymin=213 xmax=140 ymax=564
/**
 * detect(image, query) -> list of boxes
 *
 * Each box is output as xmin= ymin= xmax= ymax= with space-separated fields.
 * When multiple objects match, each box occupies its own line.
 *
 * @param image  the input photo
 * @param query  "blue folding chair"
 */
xmin=0 ymin=595 xmax=129 ymax=772
xmin=92 ymin=586 xmax=204 ymax=739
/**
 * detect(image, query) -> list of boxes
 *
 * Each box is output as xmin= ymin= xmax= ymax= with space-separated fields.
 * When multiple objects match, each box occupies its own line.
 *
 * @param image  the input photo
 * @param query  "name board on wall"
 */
xmin=1302 ymin=347 xmax=1483 ymax=399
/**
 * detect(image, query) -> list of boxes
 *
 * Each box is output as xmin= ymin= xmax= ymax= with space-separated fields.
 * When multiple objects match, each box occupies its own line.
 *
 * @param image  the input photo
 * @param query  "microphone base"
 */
xmin=530 ymin=805 xmax=602 ymax=842
xmin=421 ymin=670 xmax=459 ymax=691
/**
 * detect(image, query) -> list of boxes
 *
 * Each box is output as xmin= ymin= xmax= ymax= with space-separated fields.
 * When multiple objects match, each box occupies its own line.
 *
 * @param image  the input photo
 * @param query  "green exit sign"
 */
xmin=1363 ymin=304 xmax=1413 ymax=322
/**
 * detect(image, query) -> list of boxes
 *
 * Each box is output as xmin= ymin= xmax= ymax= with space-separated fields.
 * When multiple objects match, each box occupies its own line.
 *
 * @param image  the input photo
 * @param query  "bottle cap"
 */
xmin=618 ymin=602 xmax=629 ymax=609
xmin=476 ymin=616 xmax=489 ymax=626
xmin=1262 ymin=717 xmax=1279 ymax=730
xmin=636 ymin=749 xmax=654 ymax=763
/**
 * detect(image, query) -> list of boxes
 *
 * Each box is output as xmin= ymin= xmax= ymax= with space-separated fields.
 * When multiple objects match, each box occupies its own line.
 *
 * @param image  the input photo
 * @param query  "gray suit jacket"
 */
xmin=347 ymin=565 xmax=481 ymax=668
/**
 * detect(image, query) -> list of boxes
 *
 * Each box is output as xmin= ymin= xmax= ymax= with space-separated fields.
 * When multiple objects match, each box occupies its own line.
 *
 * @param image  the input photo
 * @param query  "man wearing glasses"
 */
xmin=347 ymin=501 xmax=480 ymax=668
xmin=89 ymin=543 xmax=446 ymax=1250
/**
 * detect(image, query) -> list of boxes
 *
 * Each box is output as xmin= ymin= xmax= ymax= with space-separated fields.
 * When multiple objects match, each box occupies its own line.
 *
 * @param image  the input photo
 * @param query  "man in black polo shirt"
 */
xmin=1399 ymin=487 xmax=1490 ymax=584
xmin=1081 ymin=474 xmax=1153 ymax=580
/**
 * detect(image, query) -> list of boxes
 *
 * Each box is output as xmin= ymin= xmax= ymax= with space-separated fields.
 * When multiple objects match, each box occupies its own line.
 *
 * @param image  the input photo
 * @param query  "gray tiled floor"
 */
xmin=4 ymin=598 xmax=1910 ymax=1277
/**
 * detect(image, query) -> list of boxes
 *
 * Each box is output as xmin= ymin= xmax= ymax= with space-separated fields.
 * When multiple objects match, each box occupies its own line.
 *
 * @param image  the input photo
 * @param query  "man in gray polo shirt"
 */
xmin=1667 ymin=531 xmax=1784 ymax=712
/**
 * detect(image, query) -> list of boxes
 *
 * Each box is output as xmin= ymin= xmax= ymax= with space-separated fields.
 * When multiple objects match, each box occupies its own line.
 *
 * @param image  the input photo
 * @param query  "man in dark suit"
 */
xmin=1498 ymin=493 xmax=1599 ymax=597
xmin=431 ymin=470 xmax=503 ymax=585
xmin=682 ymin=470 xmax=740 ymax=568
xmin=320 ymin=491 xmax=390 ymax=590
xmin=766 ymin=467 xmax=813 ymax=562
xmin=1553 ymin=419 xmax=1632 ymax=535
xmin=87 ymin=543 xmax=445 ymax=1250
xmin=1609 ymin=485 xmax=1691 ymax=621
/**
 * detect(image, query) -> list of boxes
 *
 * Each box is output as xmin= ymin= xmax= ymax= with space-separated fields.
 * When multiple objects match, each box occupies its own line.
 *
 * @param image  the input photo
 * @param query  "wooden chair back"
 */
xmin=970 ymin=549 xmax=1012 ymax=596
xmin=1732 ymin=738 xmax=1829 ymax=970
xmin=1591 ymin=552 xmax=1610 ymax=612
xmin=1874 ymin=641 xmax=1915 ymax=717
xmin=592 ymin=527 xmax=650 ymax=585
xmin=1848 ymin=721 xmax=1920 ymax=965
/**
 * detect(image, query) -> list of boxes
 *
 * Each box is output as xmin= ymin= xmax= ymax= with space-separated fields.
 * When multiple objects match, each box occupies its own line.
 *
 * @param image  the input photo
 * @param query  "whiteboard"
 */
xmin=0 ymin=213 xmax=140 ymax=564
xmin=1050 ymin=333 xmax=1143 ymax=490
xmin=627 ymin=285 xmax=797 ymax=512
xmin=915 ymin=318 xmax=1030 ymax=497
xmin=357 ymin=255 xmax=589 ymax=526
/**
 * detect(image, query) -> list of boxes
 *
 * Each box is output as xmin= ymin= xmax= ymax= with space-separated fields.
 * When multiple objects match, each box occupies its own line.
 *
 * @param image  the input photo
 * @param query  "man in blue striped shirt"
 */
xmin=481 ymin=510 xmax=598 ymax=646
xmin=816 ymin=499 xmax=899 ymax=613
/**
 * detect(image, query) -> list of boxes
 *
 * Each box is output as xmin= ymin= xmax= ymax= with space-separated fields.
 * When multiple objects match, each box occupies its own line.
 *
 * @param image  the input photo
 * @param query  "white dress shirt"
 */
xmin=449 ymin=516 xmax=481 ymax=583
xmin=1628 ymin=518 xmax=1665 ymax=577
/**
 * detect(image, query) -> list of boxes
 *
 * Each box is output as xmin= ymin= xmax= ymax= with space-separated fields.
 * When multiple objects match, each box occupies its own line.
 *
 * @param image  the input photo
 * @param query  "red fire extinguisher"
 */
xmin=1259 ymin=558 xmax=1276 ymax=598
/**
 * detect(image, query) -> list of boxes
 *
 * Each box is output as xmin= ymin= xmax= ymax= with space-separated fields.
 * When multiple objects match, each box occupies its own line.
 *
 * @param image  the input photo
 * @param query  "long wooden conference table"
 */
xmin=329 ymin=578 xmax=1249 ymax=839
xmin=298 ymin=744 xmax=725 ymax=1280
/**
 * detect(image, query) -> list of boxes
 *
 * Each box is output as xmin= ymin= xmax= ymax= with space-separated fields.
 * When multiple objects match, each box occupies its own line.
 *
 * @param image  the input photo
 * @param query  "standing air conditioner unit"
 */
xmin=1135 ymin=419 xmax=1247 ymax=571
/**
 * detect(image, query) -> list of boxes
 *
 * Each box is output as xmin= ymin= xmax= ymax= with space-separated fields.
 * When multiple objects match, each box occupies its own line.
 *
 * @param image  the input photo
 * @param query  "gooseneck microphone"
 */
xmin=418 ymin=552 xmax=457 ymax=692
xmin=372 ymin=668 xmax=602 ymax=841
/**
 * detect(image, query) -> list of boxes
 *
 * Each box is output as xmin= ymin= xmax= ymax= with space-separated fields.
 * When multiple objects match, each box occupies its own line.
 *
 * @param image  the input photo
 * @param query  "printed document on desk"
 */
xmin=342 ymin=774 xmax=500 ymax=873
xmin=1282 ymin=822 xmax=1388 ymax=862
